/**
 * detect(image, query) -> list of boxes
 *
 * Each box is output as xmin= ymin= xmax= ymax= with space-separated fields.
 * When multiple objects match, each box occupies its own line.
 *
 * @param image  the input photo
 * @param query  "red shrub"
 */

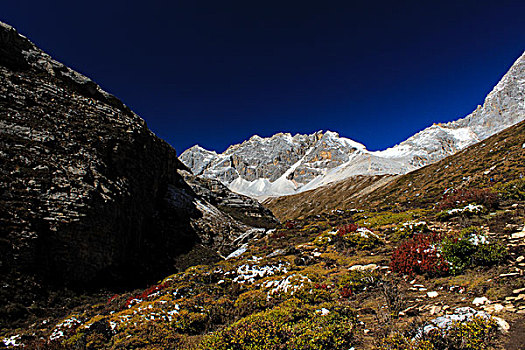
xmin=106 ymin=294 xmax=120 ymax=305
xmin=314 ymin=283 xmax=328 ymax=290
xmin=390 ymin=232 xmax=449 ymax=277
xmin=270 ymin=230 xmax=287 ymax=239
xmin=340 ymin=287 xmax=353 ymax=298
xmin=125 ymin=282 xmax=169 ymax=308
xmin=284 ymin=221 xmax=296 ymax=229
xmin=439 ymin=188 xmax=498 ymax=210
xmin=337 ymin=223 xmax=358 ymax=237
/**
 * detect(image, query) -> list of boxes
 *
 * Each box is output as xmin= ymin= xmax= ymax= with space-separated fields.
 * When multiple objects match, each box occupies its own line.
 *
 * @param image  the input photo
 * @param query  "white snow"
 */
xmin=316 ymin=308 xmax=330 ymax=316
xmin=262 ymin=274 xmax=311 ymax=296
xmin=468 ymin=233 xmax=489 ymax=246
xmin=3 ymin=335 xmax=22 ymax=347
xmin=229 ymin=176 xmax=297 ymax=199
xmin=229 ymin=263 xmax=289 ymax=284
xmin=447 ymin=204 xmax=484 ymax=215
xmin=356 ymin=227 xmax=379 ymax=239
xmin=194 ymin=198 xmax=223 ymax=217
xmin=226 ymin=244 xmax=248 ymax=259
xmin=50 ymin=316 xmax=82 ymax=340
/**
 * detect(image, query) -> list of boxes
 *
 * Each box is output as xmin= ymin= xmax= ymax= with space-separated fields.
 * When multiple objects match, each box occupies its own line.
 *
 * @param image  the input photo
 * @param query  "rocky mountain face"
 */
xmin=265 ymin=119 xmax=525 ymax=220
xmin=181 ymin=51 xmax=525 ymax=199
xmin=180 ymin=131 xmax=375 ymax=198
xmin=0 ymin=21 xmax=277 ymax=324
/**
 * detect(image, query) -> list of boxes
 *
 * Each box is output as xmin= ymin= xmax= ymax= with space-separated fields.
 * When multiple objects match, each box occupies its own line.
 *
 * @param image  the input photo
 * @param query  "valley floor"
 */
xmin=2 ymin=185 xmax=525 ymax=349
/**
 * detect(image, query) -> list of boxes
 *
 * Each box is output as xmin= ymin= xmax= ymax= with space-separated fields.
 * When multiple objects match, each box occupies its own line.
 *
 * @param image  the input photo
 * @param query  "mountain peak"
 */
xmin=180 ymin=51 xmax=524 ymax=199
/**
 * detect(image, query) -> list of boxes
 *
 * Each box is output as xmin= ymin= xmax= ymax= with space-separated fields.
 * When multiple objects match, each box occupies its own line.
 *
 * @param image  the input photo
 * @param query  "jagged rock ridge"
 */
xmin=180 ymin=51 xmax=525 ymax=199
xmin=0 ymin=20 xmax=278 ymax=320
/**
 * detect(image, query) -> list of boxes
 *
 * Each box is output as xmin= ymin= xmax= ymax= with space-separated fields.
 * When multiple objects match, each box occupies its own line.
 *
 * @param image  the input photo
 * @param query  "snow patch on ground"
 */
xmin=226 ymin=244 xmax=248 ymax=259
xmin=228 ymin=263 xmax=289 ymax=284
xmin=447 ymin=204 xmax=484 ymax=215
xmin=262 ymin=274 xmax=311 ymax=297
xmin=3 ymin=335 xmax=22 ymax=347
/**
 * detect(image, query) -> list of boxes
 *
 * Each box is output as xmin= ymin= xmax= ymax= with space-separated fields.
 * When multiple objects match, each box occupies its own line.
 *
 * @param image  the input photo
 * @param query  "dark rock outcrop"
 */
xmin=0 ymin=21 xmax=278 ymax=324
xmin=180 ymin=170 xmax=279 ymax=229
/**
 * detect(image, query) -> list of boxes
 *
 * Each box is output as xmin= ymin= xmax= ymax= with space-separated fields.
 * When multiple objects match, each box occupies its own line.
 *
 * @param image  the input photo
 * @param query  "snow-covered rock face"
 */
xmin=180 ymin=131 xmax=368 ymax=198
xmin=377 ymin=51 xmax=525 ymax=168
xmin=180 ymin=52 xmax=525 ymax=199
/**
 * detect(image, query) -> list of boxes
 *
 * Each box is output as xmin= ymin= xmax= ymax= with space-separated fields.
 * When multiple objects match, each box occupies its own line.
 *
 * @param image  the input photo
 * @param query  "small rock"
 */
xmin=483 ymin=303 xmax=505 ymax=313
xmin=266 ymin=249 xmax=287 ymax=258
xmin=349 ymin=263 xmax=378 ymax=271
xmin=430 ymin=305 xmax=442 ymax=315
xmin=401 ymin=306 xmax=418 ymax=316
xmin=511 ymin=230 xmax=525 ymax=239
xmin=472 ymin=297 xmax=490 ymax=306
xmin=492 ymin=317 xmax=510 ymax=333
xmin=316 ymin=308 xmax=330 ymax=316
xmin=516 ymin=256 xmax=524 ymax=263
xmin=500 ymin=272 xmax=520 ymax=277
xmin=427 ymin=291 xmax=439 ymax=298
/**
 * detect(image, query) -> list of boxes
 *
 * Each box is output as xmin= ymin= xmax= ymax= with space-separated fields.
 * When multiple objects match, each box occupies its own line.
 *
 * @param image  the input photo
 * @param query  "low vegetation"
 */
xmin=3 ymin=173 xmax=524 ymax=349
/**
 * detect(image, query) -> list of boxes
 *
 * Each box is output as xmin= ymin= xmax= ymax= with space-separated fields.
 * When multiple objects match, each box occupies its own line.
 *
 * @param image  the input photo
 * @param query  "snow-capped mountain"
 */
xmin=180 ymin=51 xmax=525 ymax=199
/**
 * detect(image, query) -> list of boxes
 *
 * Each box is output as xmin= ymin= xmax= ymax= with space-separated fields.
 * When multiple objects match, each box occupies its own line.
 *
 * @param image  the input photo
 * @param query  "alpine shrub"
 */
xmin=494 ymin=178 xmax=525 ymax=200
xmin=438 ymin=188 xmax=498 ymax=210
xmin=390 ymin=232 xmax=449 ymax=277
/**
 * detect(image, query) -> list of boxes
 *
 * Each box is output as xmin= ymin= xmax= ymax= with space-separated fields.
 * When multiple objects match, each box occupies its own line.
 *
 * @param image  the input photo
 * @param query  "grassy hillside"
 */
xmin=263 ymin=174 xmax=396 ymax=221
xmin=2 ymin=124 xmax=525 ymax=349
xmin=266 ymin=120 xmax=525 ymax=221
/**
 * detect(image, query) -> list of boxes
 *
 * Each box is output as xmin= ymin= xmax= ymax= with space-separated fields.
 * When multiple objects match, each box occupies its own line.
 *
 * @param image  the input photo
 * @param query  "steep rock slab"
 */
xmin=0 ymin=21 xmax=277 ymax=317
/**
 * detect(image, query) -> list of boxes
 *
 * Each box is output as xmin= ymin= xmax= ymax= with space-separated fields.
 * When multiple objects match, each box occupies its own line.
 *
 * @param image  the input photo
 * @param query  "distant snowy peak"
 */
xmin=373 ymin=123 xmax=482 ymax=168
xmin=179 ymin=145 xmax=218 ymax=176
xmin=451 ymin=50 xmax=525 ymax=139
xmin=180 ymin=51 xmax=525 ymax=199
xmin=375 ymin=50 xmax=525 ymax=167
xmin=180 ymin=130 xmax=367 ymax=197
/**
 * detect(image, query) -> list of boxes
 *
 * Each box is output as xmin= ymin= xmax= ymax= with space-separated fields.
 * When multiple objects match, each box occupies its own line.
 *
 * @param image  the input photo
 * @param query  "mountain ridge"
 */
xmin=265 ymin=118 xmax=525 ymax=220
xmin=0 ymin=20 xmax=278 ymax=328
xmin=180 ymin=51 xmax=525 ymax=199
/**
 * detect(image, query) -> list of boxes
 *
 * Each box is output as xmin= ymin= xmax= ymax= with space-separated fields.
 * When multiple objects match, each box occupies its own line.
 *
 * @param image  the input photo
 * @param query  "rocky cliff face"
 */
xmin=0 ymin=21 xmax=277 ymax=322
xmin=180 ymin=131 xmax=371 ymax=198
xmin=181 ymin=51 xmax=525 ymax=199
xmin=376 ymin=51 xmax=525 ymax=167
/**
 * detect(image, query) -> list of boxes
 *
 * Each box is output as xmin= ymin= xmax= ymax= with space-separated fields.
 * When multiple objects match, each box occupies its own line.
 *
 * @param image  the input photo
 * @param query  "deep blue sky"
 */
xmin=2 ymin=1 xmax=524 ymax=153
